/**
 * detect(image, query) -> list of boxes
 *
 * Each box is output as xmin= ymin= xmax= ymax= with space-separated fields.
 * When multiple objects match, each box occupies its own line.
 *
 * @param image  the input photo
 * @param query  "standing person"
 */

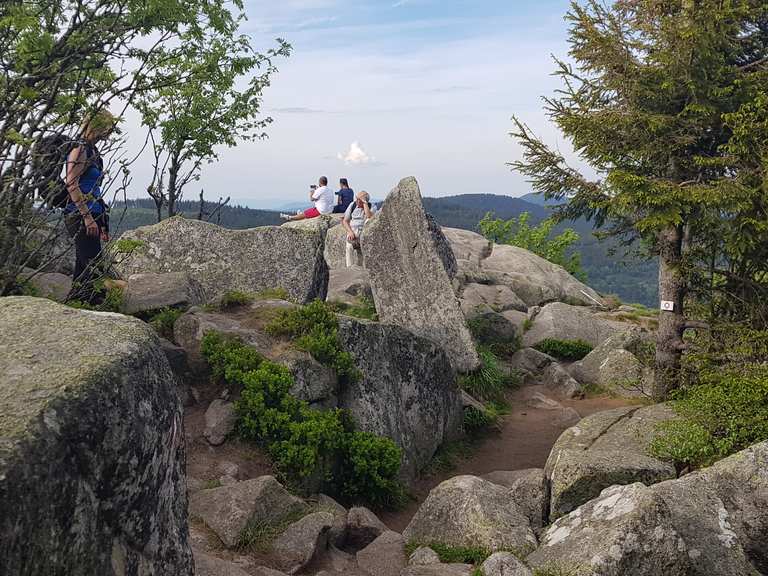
xmin=342 ymin=190 xmax=375 ymax=267
xmin=64 ymin=109 xmax=116 ymax=303
xmin=332 ymin=178 xmax=354 ymax=213
xmin=281 ymin=176 xmax=334 ymax=221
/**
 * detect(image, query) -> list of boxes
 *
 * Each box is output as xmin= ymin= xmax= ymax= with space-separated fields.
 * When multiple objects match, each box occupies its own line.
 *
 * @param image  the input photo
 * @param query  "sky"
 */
xmin=123 ymin=0 xmax=581 ymax=209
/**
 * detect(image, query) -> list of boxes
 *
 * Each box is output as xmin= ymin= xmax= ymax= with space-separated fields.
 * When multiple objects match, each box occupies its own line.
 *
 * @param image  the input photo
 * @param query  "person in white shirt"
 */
xmin=342 ymin=190 xmax=375 ymax=267
xmin=280 ymin=176 xmax=335 ymax=221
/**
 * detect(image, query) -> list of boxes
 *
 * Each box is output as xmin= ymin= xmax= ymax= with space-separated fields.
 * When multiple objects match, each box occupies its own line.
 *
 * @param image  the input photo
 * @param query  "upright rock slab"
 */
xmin=0 ymin=297 xmax=192 ymax=576
xmin=114 ymin=216 xmax=328 ymax=304
xmin=361 ymin=178 xmax=479 ymax=372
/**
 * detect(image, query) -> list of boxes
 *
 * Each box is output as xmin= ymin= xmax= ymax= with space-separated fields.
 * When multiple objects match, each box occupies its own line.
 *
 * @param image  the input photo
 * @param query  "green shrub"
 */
xmin=522 ymin=318 xmax=533 ymax=332
xmin=148 ymin=307 xmax=184 ymax=339
xmin=67 ymin=285 xmax=123 ymax=313
xmin=342 ymin=431 xmax=407 ymax=509
xmin=650 ymin=364 xmax=768 ymax=468
xmin=534 ymin=338 xmax=593 ymax=361
xmin=405 ymin=541 xmax=491 ymax=565
xmin=459 ymin=346 xmax=518 ymax=402
xmin=201 ymin=332 xmax=264 ymax=383
xmin=201 ymin=330 xmax=404 ymax=509
xmin=463 ymin=405 xmax=498 ymax=436
xmin=114 ymin=238 xmax=145 ymax=254
xmin=217 ymin=290 xmax=255 ymax=309
xmin=267 ymin=299 xmax=360 ymax=381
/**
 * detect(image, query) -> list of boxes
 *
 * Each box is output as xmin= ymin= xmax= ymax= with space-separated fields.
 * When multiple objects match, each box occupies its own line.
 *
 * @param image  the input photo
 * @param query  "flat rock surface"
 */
xmin=522 ymin=302 xmax=630 ymax=348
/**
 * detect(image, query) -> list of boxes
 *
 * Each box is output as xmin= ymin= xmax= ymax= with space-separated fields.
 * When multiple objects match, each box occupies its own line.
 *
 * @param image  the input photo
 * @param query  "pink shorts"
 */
xmin=303 ymin=207 xmax=321 ymax=218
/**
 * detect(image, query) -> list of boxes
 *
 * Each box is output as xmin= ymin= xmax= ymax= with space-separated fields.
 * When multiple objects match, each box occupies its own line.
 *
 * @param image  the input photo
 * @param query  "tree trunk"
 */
xmin=167 ymin=151 xmax=180 ymax=219
xmin=653 ymin=225 xmax=686 ymax=401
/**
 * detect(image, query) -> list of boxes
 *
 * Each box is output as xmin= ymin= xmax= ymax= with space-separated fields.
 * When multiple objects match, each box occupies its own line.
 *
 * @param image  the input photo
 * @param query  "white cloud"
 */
xmin=337 ymin=141 xmax=377 ymax=165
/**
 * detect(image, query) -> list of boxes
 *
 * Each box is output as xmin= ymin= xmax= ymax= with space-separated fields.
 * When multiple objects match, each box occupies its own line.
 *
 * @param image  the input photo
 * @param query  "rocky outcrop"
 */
xmin=403 ymin=475 xmax=537 ymax=553
xmin=323 ymin=224 xmax=348 ymax=269
xmin=114 ymin=216 xmax=328 ymax=304
xmin=122 ymin=271 xmax=205 ymax=315
xmin=522 ymin=302 xmax=631 ymax=348
xmin=0 ymin=297 xmax=192 ymax=575
xmin=408 ymin=547 xmax=440 ymax=566
xmin=361 ymin=177 xmax=479 ymax=372
xmin=460 ymin=283 xmax=528 ymax=318
xmin=189 ymin=476 xmax=307 ymax=548
xmin=175 ymin=301 xmax=463 ymax=478
xmin=344 ymin=507 xmax=389 ymax=550
xmin=442 ymin=228 xmax=603 ymax=307
xmin=545 ymin=405 xmax=677 ymax=519
xmin=19 ymin=267 xmax=72 ymax=302
xmin=569 ymin=329 xmax=653 ymax=397
xmin=337 ymin=316 xmax=464 ymax=479
xmin=528 ymin=483 xmax=690 ymax=576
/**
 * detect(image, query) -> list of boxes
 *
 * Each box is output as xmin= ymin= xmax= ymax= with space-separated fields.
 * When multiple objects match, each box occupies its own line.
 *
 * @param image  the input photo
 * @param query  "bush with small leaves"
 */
xmin=534 ymin=338 xmax=593 ymax=361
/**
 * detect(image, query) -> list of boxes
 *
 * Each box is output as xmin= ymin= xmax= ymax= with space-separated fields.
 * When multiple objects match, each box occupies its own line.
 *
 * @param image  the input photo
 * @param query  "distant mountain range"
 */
xmin=112 ymin=194 xmax=659 ymax=306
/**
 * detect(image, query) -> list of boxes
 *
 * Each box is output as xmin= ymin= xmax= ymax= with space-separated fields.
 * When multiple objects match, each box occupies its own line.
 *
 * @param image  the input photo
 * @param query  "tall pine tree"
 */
xmin=511 ymin=0 xmax=768 ymax=400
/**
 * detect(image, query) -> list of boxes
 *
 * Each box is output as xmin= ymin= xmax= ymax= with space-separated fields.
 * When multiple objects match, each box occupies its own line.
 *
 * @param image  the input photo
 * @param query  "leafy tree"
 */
xmin=510 ymin=0 xmax=768 ymax=400
xmin=136 ymin=17 xmax=290 ymax=221
xmin=479 ymin=211 xmax=585 ymax=279
xmin=0 ymin=0 xmax=258 ymax=295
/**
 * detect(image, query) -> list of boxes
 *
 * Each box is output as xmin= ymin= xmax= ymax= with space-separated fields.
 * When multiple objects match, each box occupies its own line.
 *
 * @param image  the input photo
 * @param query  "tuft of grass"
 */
xmin=522 ymin=318 xmax=533 ymax=333
xmin=459 ymin=346 xmax=518 ymax=402
xmin=148 ymin=306 xmax=184 ymax=339
xmin=422 ymin=440 xmax=473 ymax=476
xmin=405 ymin=542 xmax=491 ymax=566
xmin=255 ymin=287 xmax=290 ymax=300
xmin=237 ymin=506 xmax=311 ymax=554
xmin=67 ymin=285 xmax=123 ymax=313
xmin=534 ymin=338 xmax=593 ymax=361
xmin=202 ymin=479 xmax=222 ymax=490
xmin=218 ymin=290 xmax=255 ymax=309
xmin=327 ymin=295 xmax=378 ymax=321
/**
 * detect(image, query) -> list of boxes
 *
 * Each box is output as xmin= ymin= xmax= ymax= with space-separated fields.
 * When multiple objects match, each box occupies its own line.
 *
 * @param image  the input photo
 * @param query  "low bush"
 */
xmin=201 ymin=330 xmax=404 ymax=509
xmin=459 ymin=346 xmax=518 ymax=402
xmin=534 ymin=338 xmax=593 ymax=361
xmin=327 ymin=296 xmax=378 ymax=321
xmin=218 ymin=290 xmax=255 ymax=309
xmin=148 ymin=307 xmax=184 ymax=339
xmin=650 ymin=364 xmax=768 ymax=468
xmin=463 ymin=405 xmax=499 ymax=436
xmin=267 ymin=299 xmax=360 ymax=381
xmin=405 ymin=541 xmax=491 ymax=565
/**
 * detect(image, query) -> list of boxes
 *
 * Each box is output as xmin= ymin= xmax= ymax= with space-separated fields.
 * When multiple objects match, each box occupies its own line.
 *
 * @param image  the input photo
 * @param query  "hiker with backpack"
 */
xmin=62 ymin=109 xmax=116 ymax=303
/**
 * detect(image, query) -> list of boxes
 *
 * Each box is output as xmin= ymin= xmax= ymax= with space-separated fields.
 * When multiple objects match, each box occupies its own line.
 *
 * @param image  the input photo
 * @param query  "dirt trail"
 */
xmin=379 ymin=385 xmax=635 ymax=532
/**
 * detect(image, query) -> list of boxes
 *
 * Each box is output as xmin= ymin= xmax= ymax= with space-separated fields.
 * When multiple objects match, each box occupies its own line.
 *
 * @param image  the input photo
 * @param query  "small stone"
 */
xmin=203 ymin=399 xmax=237 ymax=447
xmin=408 ymin=546 xmax=440 ymax=566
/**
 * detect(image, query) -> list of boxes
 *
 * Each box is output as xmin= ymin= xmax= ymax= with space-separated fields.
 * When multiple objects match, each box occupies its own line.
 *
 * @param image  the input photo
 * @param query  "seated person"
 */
xmin=342 ymin=190 xmax=375 ymax=267
xmin=332 ymin=178 xmax=354 ymax=213
xmin=281 ymin=176 xmax=335 ymax=221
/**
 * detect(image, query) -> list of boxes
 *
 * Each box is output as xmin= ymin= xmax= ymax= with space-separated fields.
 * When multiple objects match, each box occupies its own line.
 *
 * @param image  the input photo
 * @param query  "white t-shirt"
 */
xmin=344 ymin=201 xmax=375 ymax=234
xmin=311 ymin=185 xmax=335 ymax=214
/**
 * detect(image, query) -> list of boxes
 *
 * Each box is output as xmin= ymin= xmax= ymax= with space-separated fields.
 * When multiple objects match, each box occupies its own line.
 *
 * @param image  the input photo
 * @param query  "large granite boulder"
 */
xmin=460 ymin=283 xmax=527 ymax=318
xmin=652 ymin=440 xmax=768 ymax=575
xmin=403 ymin=476 xmax=537 ymax=553
xmin=482 ymin=469 xmax=548 ymax=535
xmin=326 ymin=267 xmax=373 ymax=305
xmin=441 ymin=227 xmax=492 ymax=264
xmin=522 ymin=302 xmax=631 ymax=348
xmin=114 ymin=216 xmax=328 ymax=304
xmin=361 ymin=178 xmax=479 ymax=372
xmin=19 ymin=267 xmax=72 ymax=302
xmin=0 ymin=297 xmax=192 ymax=575
xmin=545 ymin=405 xmax=677 ymax=519
xmin=323 ymin=224 xmax=347 ymax=269
xmin=337 ymin=317 xmax=463 ymax=479
xmin=272 ymin=511 xmax=334 ymax=573
xmin=356 ymin=531 xmax=407 ymax=576
xmin=528 ymin=483 xmax=691 ymax=576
